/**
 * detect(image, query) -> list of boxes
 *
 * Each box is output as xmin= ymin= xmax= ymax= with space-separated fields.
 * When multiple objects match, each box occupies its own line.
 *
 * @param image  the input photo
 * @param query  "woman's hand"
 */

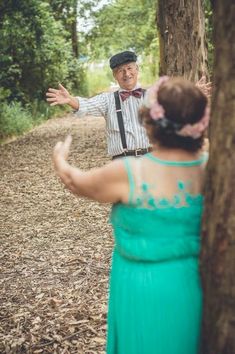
xmin=46 ymin=84 xmax=79 ymax=109
xmin=53 ymin=135 xmax=72 ymax=166
xmin=53 ymin=135 xmax=77 ymax=192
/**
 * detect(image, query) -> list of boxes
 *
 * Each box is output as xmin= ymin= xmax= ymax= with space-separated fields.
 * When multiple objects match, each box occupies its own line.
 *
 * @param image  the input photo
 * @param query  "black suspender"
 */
xmin=114 ymin=91 xmax=127 ymax=150
xmin=114 ymin=89 xmax=146 ymax=151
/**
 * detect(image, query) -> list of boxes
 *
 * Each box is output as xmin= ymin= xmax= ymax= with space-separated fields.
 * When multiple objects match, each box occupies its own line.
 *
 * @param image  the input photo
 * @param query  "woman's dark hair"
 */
xmin=139 ymin=77 xmax=208 ymax=152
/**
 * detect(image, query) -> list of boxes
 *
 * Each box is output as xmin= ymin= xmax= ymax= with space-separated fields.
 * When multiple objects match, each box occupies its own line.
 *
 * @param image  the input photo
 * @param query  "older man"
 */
xmin=46 ymin=51 xmax=211 ymax=159
xmin=46 ymin=51 xmax=151 ymax=159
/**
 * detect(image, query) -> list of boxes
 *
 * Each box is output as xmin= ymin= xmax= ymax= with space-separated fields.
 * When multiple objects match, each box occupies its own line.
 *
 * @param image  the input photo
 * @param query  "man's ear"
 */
xmin=112 ymin=70 xmax=117 ymax=80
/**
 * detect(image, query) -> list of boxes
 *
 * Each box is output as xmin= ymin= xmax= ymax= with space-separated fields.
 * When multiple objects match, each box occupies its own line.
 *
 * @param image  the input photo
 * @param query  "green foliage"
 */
xmin=0 ymin=102 xmax=34 ymax=139
xmin=86 ymin=63 xmax=113 ymax=95
xmin=48 ymin=0 xmax=78 ymax=28
xmin=79 ymin=0 xmax=158 ymax=93
xmin=0 ymin=0 xmax=88 ymax=138
xmin=0 ymin=0 xmax=214 ymax=139
xmin=0 ymin=99 xmax=66 ymax=140
xmin=83 ymin=0 xmax=157 ymax=59
xmin=205 ymin=0 xmax=213 ymax=76
xmin=139 ymin=38 xmax=159 ymax=87
xmin=0 ymin=1 xmax=85 ymax=102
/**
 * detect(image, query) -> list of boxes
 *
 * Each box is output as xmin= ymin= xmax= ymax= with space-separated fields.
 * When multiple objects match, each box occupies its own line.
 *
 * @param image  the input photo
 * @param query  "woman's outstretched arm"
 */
xmin=53 ymin=136 xmax=129 ymax=204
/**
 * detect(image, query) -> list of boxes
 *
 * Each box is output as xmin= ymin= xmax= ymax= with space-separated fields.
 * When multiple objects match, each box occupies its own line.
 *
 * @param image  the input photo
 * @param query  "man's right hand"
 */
xmin=46 ymin=84 xmax=79 ymax=110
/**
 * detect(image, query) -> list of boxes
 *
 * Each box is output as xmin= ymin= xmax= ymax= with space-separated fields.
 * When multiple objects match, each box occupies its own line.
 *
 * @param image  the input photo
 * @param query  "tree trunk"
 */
xmin=71 ymin=1 xmax=78 ymax=58
xmin=157 ymin=0 xmax=208 ymax=81
xmin=71 ymin=19 xmax=78 ymax=58
xmin=201 ymin=1 xmax=235 ymax=353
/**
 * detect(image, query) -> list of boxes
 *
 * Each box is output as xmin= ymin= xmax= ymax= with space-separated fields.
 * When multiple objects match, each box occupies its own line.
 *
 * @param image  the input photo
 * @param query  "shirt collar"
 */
xmin=119 ymin=83 xmax=141 ymax=92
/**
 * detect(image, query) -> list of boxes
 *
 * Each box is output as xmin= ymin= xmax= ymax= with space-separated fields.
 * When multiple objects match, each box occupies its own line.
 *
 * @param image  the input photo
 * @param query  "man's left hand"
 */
xmin=196 ymin=76 xmax=212 ymax=99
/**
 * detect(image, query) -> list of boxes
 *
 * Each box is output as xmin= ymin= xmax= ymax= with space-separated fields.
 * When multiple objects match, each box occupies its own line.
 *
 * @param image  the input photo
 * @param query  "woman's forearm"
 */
xmin=54 ymin=158 xmax=76 ymax=192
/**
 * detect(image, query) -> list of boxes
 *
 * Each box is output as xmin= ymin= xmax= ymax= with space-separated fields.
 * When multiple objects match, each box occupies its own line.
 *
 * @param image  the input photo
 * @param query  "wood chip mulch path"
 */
xmin=0 ymin=115 xmax=113 ymax=354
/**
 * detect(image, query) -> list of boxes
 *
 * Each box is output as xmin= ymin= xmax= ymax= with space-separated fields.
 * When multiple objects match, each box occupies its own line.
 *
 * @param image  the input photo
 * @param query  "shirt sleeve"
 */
xmin=74 ymin=93 xmax=108 ymax=118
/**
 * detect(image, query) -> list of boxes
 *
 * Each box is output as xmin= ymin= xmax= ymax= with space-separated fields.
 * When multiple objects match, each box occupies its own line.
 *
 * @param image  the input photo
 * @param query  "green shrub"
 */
xmin=0 ymin=102 xmax=34 ymax=139
xmin=86 ymin=63 xmax=113 ymax=96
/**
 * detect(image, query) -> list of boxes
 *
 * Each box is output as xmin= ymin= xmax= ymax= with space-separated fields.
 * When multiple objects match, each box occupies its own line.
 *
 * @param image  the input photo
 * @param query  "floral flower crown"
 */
xmin=144 ymin=76 xmax=210 ymax=139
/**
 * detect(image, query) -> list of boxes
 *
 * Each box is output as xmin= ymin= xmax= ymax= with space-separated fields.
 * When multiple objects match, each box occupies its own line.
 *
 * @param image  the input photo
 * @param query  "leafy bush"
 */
xmin=0 ymin=1 xmax=88 ymax=103
xmin=0 ymin=1 xmax=87 ymax=139
xmin=0 ymin=102 xmax=34 ymax=139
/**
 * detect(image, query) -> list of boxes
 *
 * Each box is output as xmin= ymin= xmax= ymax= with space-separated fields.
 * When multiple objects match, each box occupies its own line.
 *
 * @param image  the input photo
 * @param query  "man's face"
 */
xmin=113 ymin=62 xmax=139 ymax=90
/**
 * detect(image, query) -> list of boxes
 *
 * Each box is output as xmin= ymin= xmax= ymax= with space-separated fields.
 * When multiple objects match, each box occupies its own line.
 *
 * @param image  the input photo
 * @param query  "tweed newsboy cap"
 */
xmin=109 ymin=51 xmax=137 ymax=69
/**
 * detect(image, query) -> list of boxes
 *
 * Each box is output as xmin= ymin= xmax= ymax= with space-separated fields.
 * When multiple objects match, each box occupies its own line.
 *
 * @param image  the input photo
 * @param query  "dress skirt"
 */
xmin=106 ymin=249 xmax=202 ymax=354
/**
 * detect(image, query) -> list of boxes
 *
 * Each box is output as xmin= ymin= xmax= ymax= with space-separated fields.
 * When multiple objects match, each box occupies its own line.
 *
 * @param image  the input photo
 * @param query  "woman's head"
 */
xmin=139 ymin=77 xmax=209 ymax=152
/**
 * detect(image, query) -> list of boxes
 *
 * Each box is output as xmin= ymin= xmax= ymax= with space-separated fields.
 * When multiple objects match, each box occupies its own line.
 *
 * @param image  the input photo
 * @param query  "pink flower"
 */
xmin=176 ymin=106 xmax=210 ymax=139
xmin=150 ymin=102 xmax=165 ymax=120
xmin=145 ymin=76 xmax=169 ymax=120
xmin=144 ymin=77 xmax=210 ymax=139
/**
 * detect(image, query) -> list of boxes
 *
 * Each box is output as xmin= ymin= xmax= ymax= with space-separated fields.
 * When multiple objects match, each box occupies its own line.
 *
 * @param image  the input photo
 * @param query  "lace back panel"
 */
xmin=124 ymin=153 xmax=207 ymax=210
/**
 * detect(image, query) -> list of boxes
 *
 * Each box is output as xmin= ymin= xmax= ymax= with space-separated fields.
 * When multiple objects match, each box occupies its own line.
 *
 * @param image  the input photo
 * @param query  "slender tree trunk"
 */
xmin=71 ymin=20 xmax=78 ymax=58
xmin=201 ymin=1 xmax=235 ymax=353
xmin=71 ymin=2 xmax=78 ymax=58
xmin=157 ymin=0 xmax=208 ymax=81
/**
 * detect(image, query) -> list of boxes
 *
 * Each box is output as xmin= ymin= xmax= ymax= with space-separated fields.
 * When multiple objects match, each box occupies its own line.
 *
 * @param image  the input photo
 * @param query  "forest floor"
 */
xmin=0 ymin=115 xmax=113 ymax=354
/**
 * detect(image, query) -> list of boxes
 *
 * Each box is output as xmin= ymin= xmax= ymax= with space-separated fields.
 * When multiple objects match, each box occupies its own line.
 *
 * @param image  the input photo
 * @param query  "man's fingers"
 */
xmin=197 ymin=76 xmax=206 ymax=85
xmin=46 ymin=97 xmax=57 ymax=102
xmin=46 ymin=92 xmax=57 ymax=97
xmin=47 ymin=88 xmax=60 ymax=94
xmin=58 ymin=83 xmax=67 ymax=92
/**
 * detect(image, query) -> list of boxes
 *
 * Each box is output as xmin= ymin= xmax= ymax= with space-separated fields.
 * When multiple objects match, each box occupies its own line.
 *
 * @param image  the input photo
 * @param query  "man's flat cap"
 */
xmin=109 ymin=51 xmax=137 ymax=69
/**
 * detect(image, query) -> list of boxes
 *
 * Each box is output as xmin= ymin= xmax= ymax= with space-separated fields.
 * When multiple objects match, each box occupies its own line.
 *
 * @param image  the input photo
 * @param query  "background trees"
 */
xmin=0 ymin=0 xmax=214 ymax=139
xmin=0 ymin=0 xmax=86 ymax=104
xmin=84 ymin=0 xmax=157 ymax=59
xmin=0 ymin=0 xmax=87 ymax=139
xmin=81 ymin=0 xmax=158 ymax=92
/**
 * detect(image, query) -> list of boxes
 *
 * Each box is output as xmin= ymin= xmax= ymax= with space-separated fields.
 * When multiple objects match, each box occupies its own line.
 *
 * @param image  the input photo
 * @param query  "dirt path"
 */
xmin=0 ymin=115 xmax=113 ymax=354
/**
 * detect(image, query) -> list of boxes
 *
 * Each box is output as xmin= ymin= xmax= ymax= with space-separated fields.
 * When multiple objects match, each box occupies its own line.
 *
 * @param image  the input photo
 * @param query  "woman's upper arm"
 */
xmin=70 ymin=159 xmax=129 ymax=203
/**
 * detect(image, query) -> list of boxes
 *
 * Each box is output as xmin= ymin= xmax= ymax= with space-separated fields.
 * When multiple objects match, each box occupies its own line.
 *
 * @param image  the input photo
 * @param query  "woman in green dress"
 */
xmin=53 ymin=77 xmax=209 ymax=354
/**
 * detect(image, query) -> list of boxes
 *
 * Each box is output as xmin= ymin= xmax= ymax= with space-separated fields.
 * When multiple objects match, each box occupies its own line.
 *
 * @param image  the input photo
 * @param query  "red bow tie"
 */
xmin=119 ymin=88 xmax=143 ymax=101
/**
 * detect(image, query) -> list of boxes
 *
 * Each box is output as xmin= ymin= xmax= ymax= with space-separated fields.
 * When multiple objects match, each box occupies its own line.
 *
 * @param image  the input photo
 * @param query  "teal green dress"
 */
xmin=107 ymin=153 xmax=207 ymax=354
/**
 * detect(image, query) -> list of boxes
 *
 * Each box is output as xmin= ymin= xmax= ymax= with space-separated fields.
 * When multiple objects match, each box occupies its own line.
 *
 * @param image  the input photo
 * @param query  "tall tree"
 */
xmin=48 ymin=0 xmax=79 ymax=57
xmin=201 ymin=1 xmax=235 ymax=353
xmin=84 ymin=0 xmax=157 ymax=60
xmin=157 ymin=0 xmax=208 ymax=81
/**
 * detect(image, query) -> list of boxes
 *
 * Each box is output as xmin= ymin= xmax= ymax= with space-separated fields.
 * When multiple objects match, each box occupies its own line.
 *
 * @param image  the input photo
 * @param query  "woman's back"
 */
xmin=111 ymin=152 xmax=207 ymax=262
xmin=108 ymin=153 xmax=207 ymax=354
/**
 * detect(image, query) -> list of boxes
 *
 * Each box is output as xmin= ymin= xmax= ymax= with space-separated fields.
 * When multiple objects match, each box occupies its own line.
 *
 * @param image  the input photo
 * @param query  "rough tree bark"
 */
xmin=201 ymin=1 xmax=235 ymax=353
xmin=157 ymin=0 xmax=208 ymax=81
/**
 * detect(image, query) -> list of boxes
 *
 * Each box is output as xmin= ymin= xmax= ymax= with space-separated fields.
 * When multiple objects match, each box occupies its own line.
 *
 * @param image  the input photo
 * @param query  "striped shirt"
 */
xmin=75 ymin=86 xmax=150 ymax=156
